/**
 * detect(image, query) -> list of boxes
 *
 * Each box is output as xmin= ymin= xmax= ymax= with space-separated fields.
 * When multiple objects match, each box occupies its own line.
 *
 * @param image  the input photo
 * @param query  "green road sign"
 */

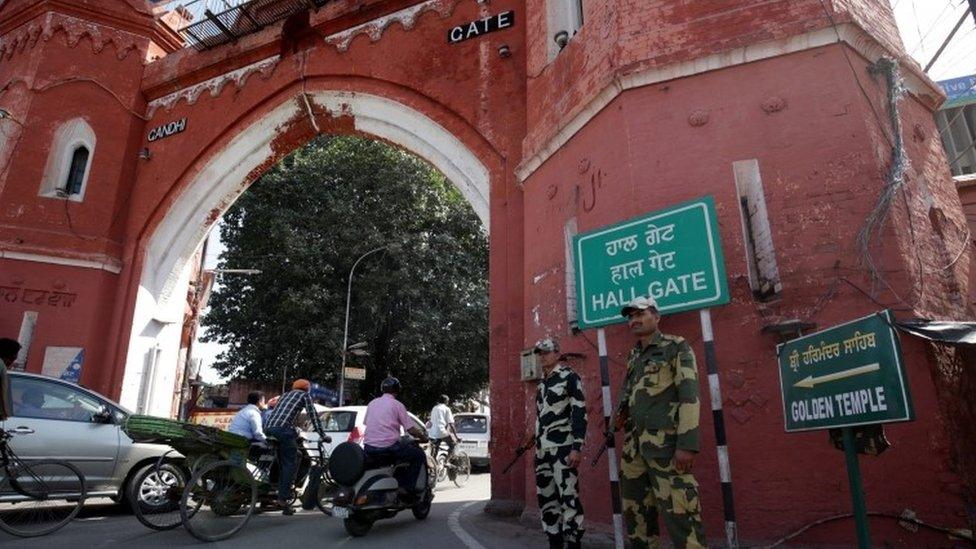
xmin=777 ymin=310 xmax=914 ymax=432
xmin=572 ymin=196 xmax=730 ymax=329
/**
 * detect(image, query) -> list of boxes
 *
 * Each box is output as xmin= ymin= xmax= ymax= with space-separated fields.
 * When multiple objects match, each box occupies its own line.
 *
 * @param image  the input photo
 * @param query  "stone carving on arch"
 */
xmin=323 ymin=0 xmax=458 ymax=53
xmin=146 ymin=55 xmax=283 ymax=118
xmin=0 ymin=12 xmax=144 ymax=62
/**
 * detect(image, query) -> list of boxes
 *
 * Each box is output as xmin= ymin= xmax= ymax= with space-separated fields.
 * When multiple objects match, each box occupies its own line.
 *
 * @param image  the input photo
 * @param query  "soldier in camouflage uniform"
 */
xmin=520 ymin=338 xmax=588 ymax=549
xmin=612 ymin=296 xmax=706 ymax=549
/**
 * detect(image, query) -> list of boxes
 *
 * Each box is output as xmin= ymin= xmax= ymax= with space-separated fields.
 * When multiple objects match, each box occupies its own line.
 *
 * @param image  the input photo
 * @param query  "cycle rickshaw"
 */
xmin=122 ymin=415 xmax=333 ymax=542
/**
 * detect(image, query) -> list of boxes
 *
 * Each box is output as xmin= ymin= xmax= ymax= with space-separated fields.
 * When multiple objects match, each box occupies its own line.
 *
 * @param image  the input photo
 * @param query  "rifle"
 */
xmin=591 ymin=429 xmax=615 ymax=467
xmin=502 ymin=438 xmax=534 ymax=474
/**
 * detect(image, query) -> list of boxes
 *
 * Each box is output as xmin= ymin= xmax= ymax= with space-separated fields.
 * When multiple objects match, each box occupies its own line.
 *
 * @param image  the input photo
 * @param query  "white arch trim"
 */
xmin=119 ymin=91 xmax=491 ymax=413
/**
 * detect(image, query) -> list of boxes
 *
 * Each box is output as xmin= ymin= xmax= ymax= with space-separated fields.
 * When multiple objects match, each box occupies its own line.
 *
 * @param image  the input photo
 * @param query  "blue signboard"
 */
xmin=938 ymin=74 xmax=976 ymax=109
xmin=311 ymin=383 xmax=339 ymax=406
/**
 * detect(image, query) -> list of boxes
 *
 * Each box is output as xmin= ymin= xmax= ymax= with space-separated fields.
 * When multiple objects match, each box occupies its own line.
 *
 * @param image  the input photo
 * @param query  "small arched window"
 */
xmin=40 ymin=118 xmax=96 ymax=202
xmin=65 ymin=146 xmax=90 ymax=196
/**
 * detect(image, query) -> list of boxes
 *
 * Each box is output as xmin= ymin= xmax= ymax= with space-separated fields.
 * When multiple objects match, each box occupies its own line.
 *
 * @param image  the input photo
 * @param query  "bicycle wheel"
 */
xmin=312 ymin=467 xmax=340 ymax=515
xmin=128 ymin=461 xmax=186 ymax=531
xmin=435 ymin=454 xmax=448 ymax=484
xmin=180 ymin=459 xmax=256 ymax=542
xmin=450 ymin=452 xmax=471 ymax=488
xmin=0 ymin=459 xmax=86 ymax=538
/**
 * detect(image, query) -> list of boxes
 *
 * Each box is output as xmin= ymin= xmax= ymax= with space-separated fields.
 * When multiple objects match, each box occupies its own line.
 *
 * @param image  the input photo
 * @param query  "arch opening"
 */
xmin=119 ymin=91 xmax=491 ymax=415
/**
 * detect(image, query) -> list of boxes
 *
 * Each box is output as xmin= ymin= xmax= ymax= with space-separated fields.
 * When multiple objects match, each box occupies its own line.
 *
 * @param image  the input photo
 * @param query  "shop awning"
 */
xmin=895 ymin=319 xmax=976 ymax=346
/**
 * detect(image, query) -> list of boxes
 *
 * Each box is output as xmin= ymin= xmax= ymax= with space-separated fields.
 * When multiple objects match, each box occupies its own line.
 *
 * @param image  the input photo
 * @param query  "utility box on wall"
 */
xmin=520 ymin=349 xmax=541 ymax=381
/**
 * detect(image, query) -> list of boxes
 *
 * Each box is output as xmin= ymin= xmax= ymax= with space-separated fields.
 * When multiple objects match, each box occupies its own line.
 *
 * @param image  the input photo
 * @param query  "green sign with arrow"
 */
xmin=776 ymin=310 xmax=914 ymax=433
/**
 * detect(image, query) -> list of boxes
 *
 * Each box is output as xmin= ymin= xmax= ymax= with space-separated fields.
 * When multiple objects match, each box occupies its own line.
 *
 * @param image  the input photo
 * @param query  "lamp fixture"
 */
xmin=554 ymin=30 xmax=569 ymax=50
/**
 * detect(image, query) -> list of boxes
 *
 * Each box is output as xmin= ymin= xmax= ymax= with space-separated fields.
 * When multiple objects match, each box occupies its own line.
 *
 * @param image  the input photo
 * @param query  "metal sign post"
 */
xmin=842 ymin=427 xmax=871 ymax=549
xmin=596 ymin=328 xmax=625 ymax=549
xmin=573 ymin=196 xmax=736 ymax=547
xmin=699 ymin=308 xmax=738 ymax=548
xmin=777 ymin=310 xmax=914 ymax=548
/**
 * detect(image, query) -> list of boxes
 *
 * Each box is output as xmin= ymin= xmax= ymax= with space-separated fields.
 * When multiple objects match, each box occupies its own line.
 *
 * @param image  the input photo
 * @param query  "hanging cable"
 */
xmin=760 ymin=511 xmax=976 ymax=548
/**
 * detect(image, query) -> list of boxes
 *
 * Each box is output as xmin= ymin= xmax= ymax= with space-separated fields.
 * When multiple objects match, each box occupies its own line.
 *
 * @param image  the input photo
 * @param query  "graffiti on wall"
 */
xmin=0 ymin=287 xmax=77 ymax=307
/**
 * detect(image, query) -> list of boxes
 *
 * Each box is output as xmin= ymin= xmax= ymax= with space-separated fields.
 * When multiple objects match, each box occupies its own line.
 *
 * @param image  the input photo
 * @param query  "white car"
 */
xmin=303 ymin=405 xmax=426 ymax=457
xmin=454 ymin=412 xmax=490 ymax=467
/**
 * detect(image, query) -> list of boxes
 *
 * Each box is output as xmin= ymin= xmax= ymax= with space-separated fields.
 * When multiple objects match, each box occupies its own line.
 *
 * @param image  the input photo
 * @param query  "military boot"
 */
xmin=547 ymin=533 xmax=564 ymax=548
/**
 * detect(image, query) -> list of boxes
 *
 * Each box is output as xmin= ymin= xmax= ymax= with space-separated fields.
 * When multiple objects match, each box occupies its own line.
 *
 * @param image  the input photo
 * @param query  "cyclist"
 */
xmin=428 ymin=394 xmax=458 ymax=460
xmin=363 ymin=377 xmax=428 ymax=502
xmin=264 ymin=379 xmax=329 ymax=515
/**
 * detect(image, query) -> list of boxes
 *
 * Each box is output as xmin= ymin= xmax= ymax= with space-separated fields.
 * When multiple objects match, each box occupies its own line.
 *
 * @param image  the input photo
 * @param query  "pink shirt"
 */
xmin=363 ymin=394 xmax=413 ymax=448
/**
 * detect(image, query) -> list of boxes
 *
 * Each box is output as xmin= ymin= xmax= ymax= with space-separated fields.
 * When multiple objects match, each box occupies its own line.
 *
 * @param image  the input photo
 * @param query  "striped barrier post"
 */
xmin=700 ymin=308 xmax=738 ymax=548
xmin=596 ymin=328 xmax=625 ymax=549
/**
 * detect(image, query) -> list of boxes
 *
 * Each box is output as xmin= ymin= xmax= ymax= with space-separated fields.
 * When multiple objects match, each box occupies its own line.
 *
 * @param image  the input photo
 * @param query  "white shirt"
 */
xmin=228 ymin=404 xmax=266 ymax=442
xmin=428 ymin=403 xmax=454 ymax=439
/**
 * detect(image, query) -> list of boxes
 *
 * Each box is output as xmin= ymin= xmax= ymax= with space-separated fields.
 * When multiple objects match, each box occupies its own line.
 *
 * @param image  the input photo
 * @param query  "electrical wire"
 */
xmin=760 ymin=511 xmax=976 ymax=548
xmin=0 ymin=76 xmax=150 ymax=121
xmin=907 ymin=0 xmax=958 ymax=56
xmin=818 ymin=0 xmax=895 ymax=148
xmin=855 ymin=57 xmax=911 ymax=307
xmin=62 ymin=197 xmax=98 ymax=242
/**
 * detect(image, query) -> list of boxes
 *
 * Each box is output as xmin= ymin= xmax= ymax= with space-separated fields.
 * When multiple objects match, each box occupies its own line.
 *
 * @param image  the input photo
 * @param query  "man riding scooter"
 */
xmin=362 ymin=377 xmax=429 ymax=502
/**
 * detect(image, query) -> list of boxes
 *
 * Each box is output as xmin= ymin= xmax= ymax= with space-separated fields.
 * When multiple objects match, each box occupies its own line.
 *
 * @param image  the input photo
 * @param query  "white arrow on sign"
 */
xmin=793 ymin=363 xmax=880 ymax=389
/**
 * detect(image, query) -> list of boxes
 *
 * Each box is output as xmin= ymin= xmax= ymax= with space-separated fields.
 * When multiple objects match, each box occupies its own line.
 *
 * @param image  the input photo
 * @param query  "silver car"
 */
xmin=4 ymin=372 xmax=183 ymax=511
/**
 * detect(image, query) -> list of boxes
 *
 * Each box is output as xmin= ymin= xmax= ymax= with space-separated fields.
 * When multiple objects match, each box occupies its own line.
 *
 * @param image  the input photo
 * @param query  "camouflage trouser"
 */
xmin=620 ymin=436 xmax=705 ymax=549
xmin=534 ymin=445 xmax=584 ymax=542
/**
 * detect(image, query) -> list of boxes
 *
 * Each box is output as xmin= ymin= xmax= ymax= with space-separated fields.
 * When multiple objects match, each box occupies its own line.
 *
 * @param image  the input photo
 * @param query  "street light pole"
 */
xmin=338 ymin=245 xmax=388 ymax=406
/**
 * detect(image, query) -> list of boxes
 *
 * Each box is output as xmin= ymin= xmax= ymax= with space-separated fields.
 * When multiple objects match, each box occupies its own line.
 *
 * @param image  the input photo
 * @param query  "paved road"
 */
xmin=0 ymin=472 xmax=564 ymax=548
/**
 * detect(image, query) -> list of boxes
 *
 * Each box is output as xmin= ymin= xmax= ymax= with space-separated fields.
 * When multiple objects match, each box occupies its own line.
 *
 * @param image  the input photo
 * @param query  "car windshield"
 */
xmin=456 ymin=416 xmax=487 ymax=434
xmin=320 ymin=410 xmax=357 ymax=431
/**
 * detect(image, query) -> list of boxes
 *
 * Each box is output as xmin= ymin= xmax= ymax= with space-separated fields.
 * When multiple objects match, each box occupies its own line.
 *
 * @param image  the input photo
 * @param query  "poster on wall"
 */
xmin=41 ymin=347 xmax=84 ymax=383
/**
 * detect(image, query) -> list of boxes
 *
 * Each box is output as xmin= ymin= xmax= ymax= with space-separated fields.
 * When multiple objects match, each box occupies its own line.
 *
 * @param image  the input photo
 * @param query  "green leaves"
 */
xmin=201 ymin=136 xmax=488 ymax=412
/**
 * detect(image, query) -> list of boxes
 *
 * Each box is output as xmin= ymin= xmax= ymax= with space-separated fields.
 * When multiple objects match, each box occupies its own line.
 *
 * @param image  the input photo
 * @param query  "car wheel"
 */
xmin=127 ymin=462 xmax=187 ymax=530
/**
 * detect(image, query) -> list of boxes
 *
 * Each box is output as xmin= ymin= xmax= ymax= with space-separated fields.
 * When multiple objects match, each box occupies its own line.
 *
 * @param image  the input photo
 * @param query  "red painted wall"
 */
xmin=519 ymin=44 xmax=971 ymax=544
xmin=0 ymin=259 xmax=117 ymax=384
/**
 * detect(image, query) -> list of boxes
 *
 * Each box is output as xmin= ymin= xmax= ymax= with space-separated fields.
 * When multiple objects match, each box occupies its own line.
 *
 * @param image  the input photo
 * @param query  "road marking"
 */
xmin=793 ymin=363 xmax=880 ymax=389
xmin=448 ymin=500 xmax=487 ymax=549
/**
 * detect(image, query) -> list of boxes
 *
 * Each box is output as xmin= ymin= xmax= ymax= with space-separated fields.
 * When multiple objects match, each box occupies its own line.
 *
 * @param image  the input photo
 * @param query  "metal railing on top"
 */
xmin=155 ymin=0 xmax=332 ymax=50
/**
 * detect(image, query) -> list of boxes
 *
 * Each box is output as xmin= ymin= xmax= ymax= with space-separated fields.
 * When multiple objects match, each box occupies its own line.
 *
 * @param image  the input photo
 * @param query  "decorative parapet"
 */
xmin=142 ymin=0 xmax=460 ymax=117
xmin=0 ymin=12 xmax=146 ymax=62
xmin=323 ymin=0 xmax=456 ymax=53
xmin=146 ymin=55 xmax=282 ymax=118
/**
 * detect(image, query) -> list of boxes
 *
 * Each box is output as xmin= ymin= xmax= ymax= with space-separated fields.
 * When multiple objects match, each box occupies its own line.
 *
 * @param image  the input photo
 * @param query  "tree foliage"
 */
xmin=201 ymin=136 xmax=488 ymax=412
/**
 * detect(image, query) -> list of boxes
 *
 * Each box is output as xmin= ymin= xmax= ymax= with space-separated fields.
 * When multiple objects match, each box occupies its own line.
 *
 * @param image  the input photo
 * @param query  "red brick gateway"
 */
xmin=1 ymin=0 xmax=974 ymax=544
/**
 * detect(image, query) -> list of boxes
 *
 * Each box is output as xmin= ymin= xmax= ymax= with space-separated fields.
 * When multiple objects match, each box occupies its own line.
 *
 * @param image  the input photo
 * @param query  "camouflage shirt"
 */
xmin=535 ymin=363 xmax=587 ymax=452
xmin=617 ymin=331 xmax=700 ymax=458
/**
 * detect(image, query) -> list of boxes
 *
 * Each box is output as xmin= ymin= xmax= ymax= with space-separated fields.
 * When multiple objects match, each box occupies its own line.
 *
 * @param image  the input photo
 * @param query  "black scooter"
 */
xmin=327 ymin=436 xmax=435 ymax=537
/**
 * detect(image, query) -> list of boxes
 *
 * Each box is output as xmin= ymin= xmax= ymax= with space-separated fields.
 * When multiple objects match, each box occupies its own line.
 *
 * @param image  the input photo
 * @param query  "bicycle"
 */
xmin=0 ymin=427 xmax=86 ymax=538
xmin=431 ymin=443 xmax=470 ymax=488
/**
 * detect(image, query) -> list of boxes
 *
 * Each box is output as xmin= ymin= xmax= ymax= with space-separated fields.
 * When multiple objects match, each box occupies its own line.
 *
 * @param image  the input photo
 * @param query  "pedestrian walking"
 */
xmin=520 ymin=338 xmax=587 ymax=549
xmin=612 ymin=296 xmax=706 ymax=548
